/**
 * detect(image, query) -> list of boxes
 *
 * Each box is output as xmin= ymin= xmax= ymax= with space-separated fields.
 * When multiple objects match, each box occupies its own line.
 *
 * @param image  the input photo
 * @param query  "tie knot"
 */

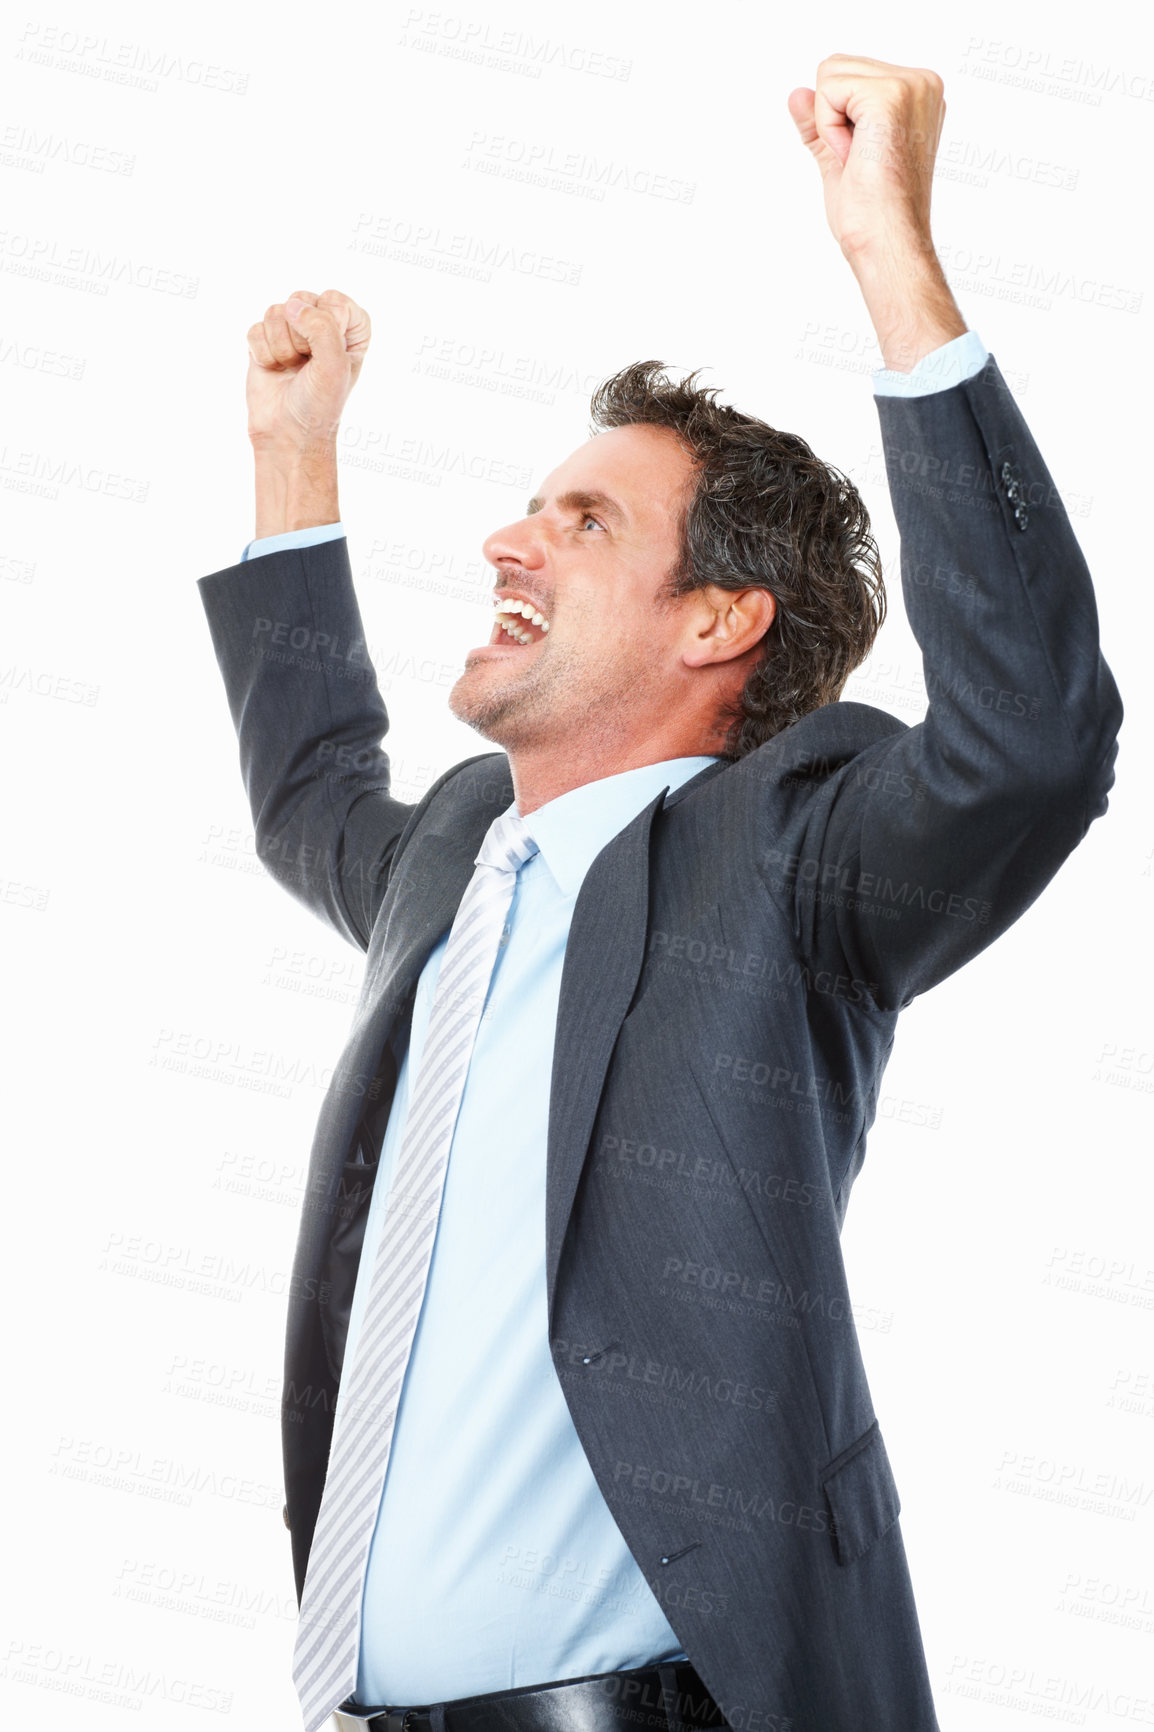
xmin=476 ymin=806 xmax=539 ymax=875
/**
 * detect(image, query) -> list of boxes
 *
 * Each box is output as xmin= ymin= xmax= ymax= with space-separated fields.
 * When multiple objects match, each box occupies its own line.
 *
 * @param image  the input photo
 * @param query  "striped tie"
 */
xmin=292 ymin=804 xmax=539 ymax=1732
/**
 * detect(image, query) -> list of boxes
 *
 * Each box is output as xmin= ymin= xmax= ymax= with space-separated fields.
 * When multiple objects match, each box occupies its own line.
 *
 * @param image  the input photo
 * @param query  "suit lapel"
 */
xmin=374 ymin=832 xmax=482 ymax=1016
xmin=544 ymin=786 xmax=666 ymax=1326
xmin=370 ymin=760 xmax=517 ymax=1019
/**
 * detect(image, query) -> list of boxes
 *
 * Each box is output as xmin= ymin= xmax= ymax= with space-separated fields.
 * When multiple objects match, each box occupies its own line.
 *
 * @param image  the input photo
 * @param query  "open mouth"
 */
xmin=488 ymin=591 xmax=551 ymax=648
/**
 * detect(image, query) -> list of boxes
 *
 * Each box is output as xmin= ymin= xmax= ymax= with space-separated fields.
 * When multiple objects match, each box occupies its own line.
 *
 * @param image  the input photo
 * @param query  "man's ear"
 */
xmin=680 ymin=584 xmax=776 ymax=668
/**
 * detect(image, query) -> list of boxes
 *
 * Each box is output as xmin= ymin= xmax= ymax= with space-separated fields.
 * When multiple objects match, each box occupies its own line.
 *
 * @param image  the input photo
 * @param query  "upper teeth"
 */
xmin=493 ymin=598 xmax=549 ymax=645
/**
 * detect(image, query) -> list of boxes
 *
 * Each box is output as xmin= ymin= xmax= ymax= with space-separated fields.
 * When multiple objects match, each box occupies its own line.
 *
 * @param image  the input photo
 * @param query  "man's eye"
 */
xmin=580 ymin=515 xmax=604 ymax=531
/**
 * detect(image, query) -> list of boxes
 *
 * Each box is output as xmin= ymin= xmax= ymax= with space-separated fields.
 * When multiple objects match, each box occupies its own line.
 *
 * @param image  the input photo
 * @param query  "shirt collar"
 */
xmin=519 ymin=756 xmax=722 ymax=899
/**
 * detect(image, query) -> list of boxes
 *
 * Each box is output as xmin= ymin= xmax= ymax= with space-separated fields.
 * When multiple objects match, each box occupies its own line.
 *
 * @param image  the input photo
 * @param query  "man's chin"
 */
xmin=447 ymin=664 xmax=524 ymax=742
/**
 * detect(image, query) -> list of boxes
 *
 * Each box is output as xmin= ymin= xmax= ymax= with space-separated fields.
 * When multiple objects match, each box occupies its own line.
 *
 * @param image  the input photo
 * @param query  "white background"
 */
xmin=2 ymin=0 xmax=1151 ymax=1726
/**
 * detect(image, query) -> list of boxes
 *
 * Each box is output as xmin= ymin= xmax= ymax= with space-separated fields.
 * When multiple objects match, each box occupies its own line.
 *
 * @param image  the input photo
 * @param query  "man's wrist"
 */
xmin=873 ymin=329 xmax=988 ymax=398
xmin=252 ymin=439 xmax=341 ymax=538
xmin=849 ymin=232 xmax=967 ymax=372
xmin=244 ymin=522 xmax=346 ymax=563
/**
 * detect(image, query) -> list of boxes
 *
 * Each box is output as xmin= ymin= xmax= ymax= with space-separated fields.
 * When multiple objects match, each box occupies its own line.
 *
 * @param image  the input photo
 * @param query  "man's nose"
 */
xmin=481 ymin=516 xmax=544 ymax=571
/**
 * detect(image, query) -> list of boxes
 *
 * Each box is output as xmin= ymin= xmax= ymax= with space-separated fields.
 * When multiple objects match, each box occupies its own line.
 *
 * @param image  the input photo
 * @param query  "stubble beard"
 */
xmin=448 ymin=633 xmax=660 ymax=760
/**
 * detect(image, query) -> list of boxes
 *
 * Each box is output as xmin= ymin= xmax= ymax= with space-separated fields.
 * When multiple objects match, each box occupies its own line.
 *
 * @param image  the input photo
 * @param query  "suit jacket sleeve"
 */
xmin=768 ymin=353 xmax=1123 ymax=1012
xmin=197 ymin=534 xmax=415 ymax=950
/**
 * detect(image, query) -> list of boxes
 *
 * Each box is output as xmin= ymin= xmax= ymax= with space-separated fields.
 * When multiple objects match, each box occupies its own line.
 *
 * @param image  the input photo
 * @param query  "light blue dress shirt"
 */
xmin=341 ymin=760 xmax=719 ymax=1705
xmin=871 ymin=327 xmax=988 ymax=397
xmin=233 ymin=329 xmax=989 ymax=1706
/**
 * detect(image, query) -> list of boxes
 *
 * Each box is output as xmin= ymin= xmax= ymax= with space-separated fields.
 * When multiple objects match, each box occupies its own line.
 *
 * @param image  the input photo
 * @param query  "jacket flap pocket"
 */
xmin=820 ymin=1419 xmax=901 ymax=1565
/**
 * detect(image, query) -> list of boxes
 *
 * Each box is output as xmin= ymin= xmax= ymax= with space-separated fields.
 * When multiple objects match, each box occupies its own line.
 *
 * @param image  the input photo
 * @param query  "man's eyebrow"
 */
xmin=525 ymin=489 xmax=628 ymax=526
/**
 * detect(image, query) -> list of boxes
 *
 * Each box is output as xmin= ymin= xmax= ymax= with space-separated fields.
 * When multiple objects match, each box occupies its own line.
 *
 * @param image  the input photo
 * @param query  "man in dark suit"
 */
xmin=198 ymin=54 xmax=1121 ymax=1732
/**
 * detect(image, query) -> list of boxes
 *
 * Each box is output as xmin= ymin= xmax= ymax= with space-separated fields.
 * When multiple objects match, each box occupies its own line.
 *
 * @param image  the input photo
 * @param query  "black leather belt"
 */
xmin=334 ymin=1660 xmax=729 ymax=1732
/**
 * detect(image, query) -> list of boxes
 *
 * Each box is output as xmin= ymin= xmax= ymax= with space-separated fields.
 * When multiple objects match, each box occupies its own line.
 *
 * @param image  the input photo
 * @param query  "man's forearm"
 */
xmin=852 ymin=237 xmax=968 ymax=374
xmin=787 ymin=61 xmax=969 ymax=373
xmin=253 ymin=439 xmax=341 ymax=539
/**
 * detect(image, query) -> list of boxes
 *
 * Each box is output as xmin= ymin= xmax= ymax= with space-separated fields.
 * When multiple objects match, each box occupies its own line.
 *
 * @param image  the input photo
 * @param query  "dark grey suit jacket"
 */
xmin=198 ymin=356 xmax=1121 ymax=1732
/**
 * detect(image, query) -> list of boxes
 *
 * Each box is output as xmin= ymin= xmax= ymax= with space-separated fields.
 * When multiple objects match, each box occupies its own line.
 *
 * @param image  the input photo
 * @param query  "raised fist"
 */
xmin=787 ymin=55 xmax=947 ymax=263
xmin=246 ymin=288 xmax=371 ymax=450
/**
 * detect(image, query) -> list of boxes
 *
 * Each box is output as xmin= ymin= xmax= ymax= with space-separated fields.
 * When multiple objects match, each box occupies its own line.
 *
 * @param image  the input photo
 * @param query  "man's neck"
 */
xmin=508 ymin=741 xmax=724 ymax=817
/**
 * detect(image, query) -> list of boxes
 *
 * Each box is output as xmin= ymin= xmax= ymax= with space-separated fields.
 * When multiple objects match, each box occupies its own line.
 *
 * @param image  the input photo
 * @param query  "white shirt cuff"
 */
xmin=873 ymin=330 xmax=989 ymax=398
xmin=241 ymin=522 xmax=346 ymax=563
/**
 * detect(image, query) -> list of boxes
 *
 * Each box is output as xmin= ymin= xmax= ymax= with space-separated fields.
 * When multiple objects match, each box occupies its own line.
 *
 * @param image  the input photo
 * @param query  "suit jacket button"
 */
xmin=282 ymin=1504 xmax=291 ymax=1529
xmin=1000 ymin=460 xmax=1016 ymax=485
xmin=1014 ymin=504 xmax=1030 ymax=531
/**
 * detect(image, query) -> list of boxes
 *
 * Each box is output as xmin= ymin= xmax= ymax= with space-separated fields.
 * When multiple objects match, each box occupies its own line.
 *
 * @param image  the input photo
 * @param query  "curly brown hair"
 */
xmin=588 ymin=360 xmax=886 ymax=759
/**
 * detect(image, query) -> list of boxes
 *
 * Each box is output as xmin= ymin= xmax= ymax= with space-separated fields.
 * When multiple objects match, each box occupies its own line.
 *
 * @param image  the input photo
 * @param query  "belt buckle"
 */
xmin=383 ymin=1711 xmax=416 ymax=1732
